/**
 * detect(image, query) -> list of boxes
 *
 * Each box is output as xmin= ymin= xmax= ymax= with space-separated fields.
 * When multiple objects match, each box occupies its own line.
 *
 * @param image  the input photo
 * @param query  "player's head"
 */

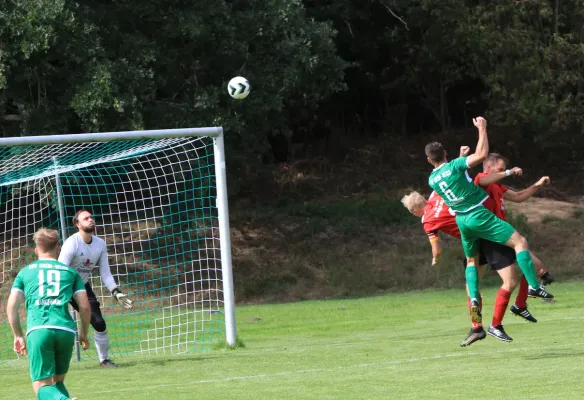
xmin=425 ymin=142 xmax=446 ymax=166
xmin=483 ymin=153 xmax=508 ymax=174
xmin=401 ymin=191 xmax=426 ymax=218
xmin=73 ymin=209 xmax=96 ymax=234
xmin=33 ymin=228 xmax=60 ymax=258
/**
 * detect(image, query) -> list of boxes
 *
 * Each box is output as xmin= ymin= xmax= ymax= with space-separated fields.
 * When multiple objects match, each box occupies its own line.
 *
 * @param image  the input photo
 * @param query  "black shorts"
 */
xmin=480 ymin=239 xmax=516 ymax=271
xmin=461 ymin=253 xmax=487 ymax=268
xmin=69 ymin=282 xmax=107 ymax=332
xmin=461 ymin=240 xmax=515 ymax=271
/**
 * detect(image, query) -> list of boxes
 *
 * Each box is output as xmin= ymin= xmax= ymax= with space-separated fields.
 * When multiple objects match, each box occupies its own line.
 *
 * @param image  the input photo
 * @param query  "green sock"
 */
xmin=37 ymin=385 xmax=68 ymax=400
xmin=55 ymin=382 xmax=70 ymax=397
xmin=516 ymin=250 xmax=540 ymax=288
xmin=465 ymin=265 xmax=480 ymax=300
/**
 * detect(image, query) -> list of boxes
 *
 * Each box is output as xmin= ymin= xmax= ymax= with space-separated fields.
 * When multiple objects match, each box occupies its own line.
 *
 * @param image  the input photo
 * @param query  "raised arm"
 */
xmin=465 ymin=117 xmax=489 ymax=168
xmin=478 ymin=167 xmax=523 ymax=186
xmin=504 ymin=176 xmax=550 ymax=203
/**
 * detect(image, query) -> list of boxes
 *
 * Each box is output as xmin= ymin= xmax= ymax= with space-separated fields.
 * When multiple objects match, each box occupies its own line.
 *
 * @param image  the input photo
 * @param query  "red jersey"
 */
xmin=474 ymin=172 xmax=509 ymax=220
xmin=421 ymin=191 xmax=460 ymax=241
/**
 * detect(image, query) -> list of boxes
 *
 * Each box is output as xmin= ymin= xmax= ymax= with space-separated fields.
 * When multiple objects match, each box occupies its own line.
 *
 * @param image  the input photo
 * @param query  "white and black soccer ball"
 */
xmin=227 ymin=76 xmax=250 ymax=100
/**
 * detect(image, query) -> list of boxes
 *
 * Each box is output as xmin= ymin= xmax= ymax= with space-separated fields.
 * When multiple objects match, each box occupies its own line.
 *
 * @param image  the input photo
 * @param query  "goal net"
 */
xmin=0 ymin=127 xmax=236 ymax=362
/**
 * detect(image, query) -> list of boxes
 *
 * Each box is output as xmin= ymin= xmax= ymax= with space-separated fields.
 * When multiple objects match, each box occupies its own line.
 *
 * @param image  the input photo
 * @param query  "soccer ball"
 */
xmin=227 ymin=76 xmax=250 ymax=100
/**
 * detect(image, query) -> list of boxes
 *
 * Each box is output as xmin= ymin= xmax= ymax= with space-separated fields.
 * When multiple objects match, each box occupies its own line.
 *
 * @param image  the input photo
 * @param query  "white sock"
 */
xmin=93 ymin=329 xmax=109 ymax=362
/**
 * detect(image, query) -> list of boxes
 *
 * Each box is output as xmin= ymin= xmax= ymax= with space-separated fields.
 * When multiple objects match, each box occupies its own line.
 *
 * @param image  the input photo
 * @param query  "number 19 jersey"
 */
xmin=428 ymin=157 xmax=488 ymax=213
xmin=11 ymin=259 xmax=86 ymax=335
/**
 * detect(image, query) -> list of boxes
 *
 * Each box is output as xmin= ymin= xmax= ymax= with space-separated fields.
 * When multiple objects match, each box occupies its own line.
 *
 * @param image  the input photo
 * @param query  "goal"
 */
xmin=0 ymin=127 xmax=236 ymax=362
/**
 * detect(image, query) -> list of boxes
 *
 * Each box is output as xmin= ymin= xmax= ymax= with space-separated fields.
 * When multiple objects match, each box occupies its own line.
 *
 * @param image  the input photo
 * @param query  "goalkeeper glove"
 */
xmin=112 ymin=288 xmax=133 ymax=309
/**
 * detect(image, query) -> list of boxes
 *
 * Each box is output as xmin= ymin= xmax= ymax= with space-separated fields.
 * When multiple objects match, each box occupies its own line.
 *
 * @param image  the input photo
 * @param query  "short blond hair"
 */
xmin=33 ymin=228 xmax=60 ymax=253
xmin=401 ymin=191 xmax=426 ymax=212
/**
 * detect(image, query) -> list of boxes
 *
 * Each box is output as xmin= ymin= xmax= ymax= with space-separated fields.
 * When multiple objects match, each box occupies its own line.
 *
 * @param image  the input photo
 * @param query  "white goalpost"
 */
xmin=0 ymin=127 xmax=237 ymax=362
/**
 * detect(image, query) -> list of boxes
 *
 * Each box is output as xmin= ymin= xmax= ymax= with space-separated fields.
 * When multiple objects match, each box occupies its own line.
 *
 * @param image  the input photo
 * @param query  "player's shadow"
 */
xmin=119 ymin=354 xmax=219 ymax=367
xmin=522 ymin=351 xmax=584 ymax=360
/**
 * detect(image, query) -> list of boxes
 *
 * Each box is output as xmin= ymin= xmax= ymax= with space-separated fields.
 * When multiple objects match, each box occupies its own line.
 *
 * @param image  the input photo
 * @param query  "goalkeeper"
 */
xmin=58 ymin=209 xmax=133 ymax=368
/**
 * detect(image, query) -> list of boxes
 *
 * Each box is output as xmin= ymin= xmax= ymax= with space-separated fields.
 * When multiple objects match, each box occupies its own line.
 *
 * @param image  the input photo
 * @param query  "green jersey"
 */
xmin=11 ymin=259 xmax=85 ymax=335
xmin=428 ymin=156 xmax=488 ymax=213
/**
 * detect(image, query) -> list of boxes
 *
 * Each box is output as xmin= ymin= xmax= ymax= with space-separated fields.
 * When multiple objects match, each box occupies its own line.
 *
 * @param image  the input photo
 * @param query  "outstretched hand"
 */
xmin=509 ymin=167 xmax=523 ymax=176
xmin=114 ymin=291 xmax=133 ymax=309
xmin=536 ymin=176 xmax=551 ymax=187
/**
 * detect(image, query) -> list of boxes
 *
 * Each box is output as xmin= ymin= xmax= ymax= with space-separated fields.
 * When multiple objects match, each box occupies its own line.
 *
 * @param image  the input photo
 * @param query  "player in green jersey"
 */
xmin=7 ymin=228 xmax=91 ymax=400
xmin=425 ymin=117 xmax=554 ymax=325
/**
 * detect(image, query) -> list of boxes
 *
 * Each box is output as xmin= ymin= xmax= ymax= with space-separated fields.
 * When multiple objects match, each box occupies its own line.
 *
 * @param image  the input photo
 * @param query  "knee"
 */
xmin=506 ymin=276 xmax=519 ymax=290
xmin=512 ymin=234 xmax=528 ymax=250
xmin=92 ymin=317 xmax=107 ymax=333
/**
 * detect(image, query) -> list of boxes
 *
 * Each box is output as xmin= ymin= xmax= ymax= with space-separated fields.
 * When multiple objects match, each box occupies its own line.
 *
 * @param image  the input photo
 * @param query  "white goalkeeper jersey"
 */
xmin=58 ymin=232 xmax=117 ymax=292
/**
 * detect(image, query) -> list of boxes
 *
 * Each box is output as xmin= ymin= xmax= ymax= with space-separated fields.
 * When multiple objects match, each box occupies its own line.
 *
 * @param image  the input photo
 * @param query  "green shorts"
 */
xmin=27 ymin=328 xmax=75 ymax=382
xmin=455 ymin=206 xmax=515 ymax=258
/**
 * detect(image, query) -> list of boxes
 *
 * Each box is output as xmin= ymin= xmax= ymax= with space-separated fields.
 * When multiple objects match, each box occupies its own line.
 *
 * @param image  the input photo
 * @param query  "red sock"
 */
xmin=492 ymin=288 xmax=511 ymax=327
xmin=515 ymin=277 xmax=528 ymax=308
xmin=468 ymin=296 xmax=483 ymax=329
xmin=537 ymin=268 xmax=548 ymax=279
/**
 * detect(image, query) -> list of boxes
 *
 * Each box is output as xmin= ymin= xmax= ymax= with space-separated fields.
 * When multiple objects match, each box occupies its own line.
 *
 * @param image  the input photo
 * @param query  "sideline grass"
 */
xmin=1 ymin=282 xmax=583 ymax=399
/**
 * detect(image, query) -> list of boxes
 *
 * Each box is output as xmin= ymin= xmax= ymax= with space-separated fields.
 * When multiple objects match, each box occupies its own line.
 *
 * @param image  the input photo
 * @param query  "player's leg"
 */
xmin=509 ymin=252 xmax=550 ymax=321
xmin=531 ymin=251 xmax=554 ymax=286
xmin=456 ymin=213 xmax=482 ymax=305
xmin=28 ymin=329 xmax=69 ymax=399
xmin=85 ymin=283 xmax=117 ymax=368
xmin=467 ymin=207 xmax=553 ymax=298
xmin=481 ymin=240 xmax=518 ymax=342
xmin=460 ymin=253 xmax=487 ymax=347
xmin=52 ymin=330 xmax=75 ymax=397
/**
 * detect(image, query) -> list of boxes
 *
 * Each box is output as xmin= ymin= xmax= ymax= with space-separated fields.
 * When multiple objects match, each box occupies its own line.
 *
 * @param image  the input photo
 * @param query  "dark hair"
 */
xmin=73 ymin=209 xmax=92 ymax=226
xmin=484 ymin=153 xmax=508 ymax=167
xmin=425 ymin=142 xmax=445 ymax=162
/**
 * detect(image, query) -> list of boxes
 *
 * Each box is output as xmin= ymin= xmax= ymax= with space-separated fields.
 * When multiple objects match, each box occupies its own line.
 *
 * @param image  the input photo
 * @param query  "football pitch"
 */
xmin=2 ymin=282 xmax=583 ymax=400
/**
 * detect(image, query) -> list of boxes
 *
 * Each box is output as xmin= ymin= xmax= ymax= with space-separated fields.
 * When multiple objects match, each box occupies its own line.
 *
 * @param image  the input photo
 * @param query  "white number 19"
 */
xmin=438 ymin=181 xmax=458 ymax=202
xmin=38 ymin=270 xmax=61 ymax=297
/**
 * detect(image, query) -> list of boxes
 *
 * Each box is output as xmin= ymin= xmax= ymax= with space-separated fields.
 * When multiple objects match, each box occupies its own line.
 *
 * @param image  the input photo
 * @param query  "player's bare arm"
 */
xmin=6 ymin=289 xmax=26 ymax=355
xmin=430 ymin=237 xmax=442 ymax=266
xmin=465 ymin=117 xmax=489 ymax=168
xmin=73 ymin=291 xmax=92 ymax=350
xmin=477 ymin=167 xmax=523 ymax=186
xmin=504 ymin=176 xmax=550 ymax=203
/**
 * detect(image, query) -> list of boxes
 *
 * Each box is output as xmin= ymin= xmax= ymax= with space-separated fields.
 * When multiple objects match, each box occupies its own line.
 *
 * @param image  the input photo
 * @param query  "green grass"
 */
xmin=2 ymin=281 xmax=584 ymax=400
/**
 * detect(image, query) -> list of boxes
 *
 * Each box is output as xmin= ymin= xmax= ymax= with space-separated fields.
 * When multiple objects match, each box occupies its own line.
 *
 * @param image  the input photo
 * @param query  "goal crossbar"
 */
xmin=0 ymin=127 xmax=223 ymax=147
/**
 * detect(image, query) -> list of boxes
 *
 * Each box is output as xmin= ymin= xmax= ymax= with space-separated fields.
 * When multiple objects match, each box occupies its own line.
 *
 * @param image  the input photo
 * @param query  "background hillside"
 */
xmin=1 ymin=0 xmax=583 ymax=302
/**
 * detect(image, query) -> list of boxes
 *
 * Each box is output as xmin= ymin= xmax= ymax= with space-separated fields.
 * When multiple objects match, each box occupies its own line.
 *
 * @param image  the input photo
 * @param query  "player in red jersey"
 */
xmin=402 ymin=188 xmax=490 ymax=345
xmin=474 ymin=153 xmax=554 ymax=340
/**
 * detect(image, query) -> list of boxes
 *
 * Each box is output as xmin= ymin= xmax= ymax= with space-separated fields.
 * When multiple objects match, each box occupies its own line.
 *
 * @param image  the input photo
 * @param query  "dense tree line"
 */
xmin=1 ymin=0 xmax=583 ymax=186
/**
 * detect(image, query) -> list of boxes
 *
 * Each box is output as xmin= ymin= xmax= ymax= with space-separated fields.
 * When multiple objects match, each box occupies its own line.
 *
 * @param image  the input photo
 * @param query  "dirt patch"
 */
xmin=506 ymin=197 xmax=583 ymax=224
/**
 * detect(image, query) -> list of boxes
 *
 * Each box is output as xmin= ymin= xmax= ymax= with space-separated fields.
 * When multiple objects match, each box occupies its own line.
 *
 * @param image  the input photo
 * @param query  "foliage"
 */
xmin=2 ymin=0 xmax=584 ymax=184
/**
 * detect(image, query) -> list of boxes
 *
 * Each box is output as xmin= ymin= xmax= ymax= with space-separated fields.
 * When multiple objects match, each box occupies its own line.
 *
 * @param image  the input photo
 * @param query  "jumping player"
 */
xmin=425 ymin=116 xmax=553 ymax=312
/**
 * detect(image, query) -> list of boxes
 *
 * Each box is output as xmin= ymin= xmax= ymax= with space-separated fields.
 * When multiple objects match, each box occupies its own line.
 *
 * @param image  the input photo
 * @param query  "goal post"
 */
xmin=0 ymin=127 xmax=237 ymax=362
